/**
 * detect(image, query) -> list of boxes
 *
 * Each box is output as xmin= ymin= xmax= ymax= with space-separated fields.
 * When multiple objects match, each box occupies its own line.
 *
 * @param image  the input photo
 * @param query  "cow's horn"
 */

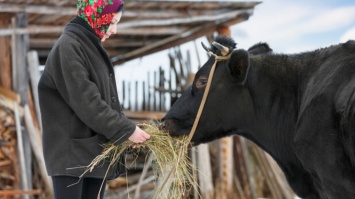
xmin=201 ymin=42 xmax=210 ymax=52
xmin=212 ymin=41 xmax=230 ymax=56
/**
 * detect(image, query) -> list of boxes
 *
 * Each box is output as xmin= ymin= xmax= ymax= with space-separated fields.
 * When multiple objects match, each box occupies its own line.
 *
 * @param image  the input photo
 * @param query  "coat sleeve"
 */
xmin=48 ymin=38 xmax=135 ymax=144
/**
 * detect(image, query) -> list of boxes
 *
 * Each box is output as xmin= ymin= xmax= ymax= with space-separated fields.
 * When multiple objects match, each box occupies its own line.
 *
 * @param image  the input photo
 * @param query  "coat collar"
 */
xmin=66 ymin=16 xmax=101 ymax=44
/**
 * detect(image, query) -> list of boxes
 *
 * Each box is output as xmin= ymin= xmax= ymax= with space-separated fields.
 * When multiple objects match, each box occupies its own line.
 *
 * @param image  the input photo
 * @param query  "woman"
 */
xmin=38 ymin=0 xmax=150 ymax=198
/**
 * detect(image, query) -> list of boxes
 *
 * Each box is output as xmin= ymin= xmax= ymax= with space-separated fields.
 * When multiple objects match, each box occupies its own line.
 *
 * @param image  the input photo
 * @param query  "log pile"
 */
xmin=0 ymin=95 xmax=20 ymax=198
xmin=0 ymin=86 xmax=51 ymax=198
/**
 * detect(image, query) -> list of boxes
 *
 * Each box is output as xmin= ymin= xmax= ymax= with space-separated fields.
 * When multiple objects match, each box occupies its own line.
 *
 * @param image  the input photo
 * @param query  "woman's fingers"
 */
xmin=143 ymin=132 xmax=151 ymax=139
xmin=128 ymin=126 xmax=151 ymax=143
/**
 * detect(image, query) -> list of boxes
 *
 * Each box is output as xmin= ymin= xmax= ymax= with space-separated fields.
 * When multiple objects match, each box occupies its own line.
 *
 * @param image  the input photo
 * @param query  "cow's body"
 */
xmin=161 ymin=36 xmax=355 ymax=199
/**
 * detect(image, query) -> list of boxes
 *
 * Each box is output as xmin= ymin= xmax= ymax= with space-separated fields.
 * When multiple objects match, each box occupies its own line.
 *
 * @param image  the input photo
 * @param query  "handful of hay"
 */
xmin=80 ymin=122 xmax=198 ymax=199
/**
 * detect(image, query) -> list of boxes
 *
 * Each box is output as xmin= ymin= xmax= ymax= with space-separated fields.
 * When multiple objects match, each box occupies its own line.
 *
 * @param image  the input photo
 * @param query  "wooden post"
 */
xmin=240 ymin=137 xmax=257 ymax=199
xmin=0 ymin=13 xmax=12 ymax=89
xmin=159 ymin=67 xmax=165 ymax=111
xmin=147 ymin=72 xmax=151 ymax=111
xmin=196 ymin=144 xmax=214 ymax=199
xmin=11 ymin=13 xmax=32 ymax=199
xmin=27 ymin=51 xmax=42 ymax=129
xmin=14 ymin=101 xmax=30 ymax=199
xmin=23 ymin=105 xmax=53 ymax=198
xmin=12 ymin=13 xmax=30 ymax=106
xmin=216 ymin=25 xmax=231 ymax=38
xmin=133 ymin=155 xmax=153 ymax=199
xmin=218 ymin=137 xmax=234 ymax=199
xmin=216 ymin=25 xmax=234 ymax=199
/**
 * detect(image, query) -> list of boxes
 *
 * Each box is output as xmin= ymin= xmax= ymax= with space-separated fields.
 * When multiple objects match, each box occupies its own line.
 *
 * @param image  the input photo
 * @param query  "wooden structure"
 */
xmin=0 ymin=0 xmax=260 ymax=65
xmin=0 ymin=1 xmax=296 ymax=199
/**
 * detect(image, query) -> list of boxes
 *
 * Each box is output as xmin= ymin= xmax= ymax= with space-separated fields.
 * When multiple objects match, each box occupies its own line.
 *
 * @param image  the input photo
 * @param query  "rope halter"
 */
xmin=187 ymin=41 xmax=232 ymax=142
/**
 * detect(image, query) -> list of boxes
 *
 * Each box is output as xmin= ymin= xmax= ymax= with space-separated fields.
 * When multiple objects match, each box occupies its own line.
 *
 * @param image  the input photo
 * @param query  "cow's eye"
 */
xmin=196 ymin=78 xmax=208 ymax=89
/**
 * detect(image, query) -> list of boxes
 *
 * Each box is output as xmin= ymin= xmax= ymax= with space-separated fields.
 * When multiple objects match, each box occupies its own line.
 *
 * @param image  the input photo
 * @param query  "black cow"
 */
xmin=161 ymin=35 xmax=355 ymax=199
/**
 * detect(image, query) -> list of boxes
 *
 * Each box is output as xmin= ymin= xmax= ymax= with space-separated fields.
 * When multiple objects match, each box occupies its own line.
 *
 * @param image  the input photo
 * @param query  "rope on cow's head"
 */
xmin=187 ymin=41 xmax=232 ymax=142
xmin=154 ymin=42 xmax=232 ymax=198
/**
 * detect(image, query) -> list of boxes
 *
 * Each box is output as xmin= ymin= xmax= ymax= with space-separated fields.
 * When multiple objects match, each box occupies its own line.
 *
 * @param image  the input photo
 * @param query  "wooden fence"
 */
xmin=118 ymin=46 xmax=194 ymax=114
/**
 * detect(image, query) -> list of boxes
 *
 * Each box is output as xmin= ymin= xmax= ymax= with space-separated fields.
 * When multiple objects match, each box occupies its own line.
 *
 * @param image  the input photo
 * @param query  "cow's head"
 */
xmin=161 ymin=36 xmax=257 ymax=145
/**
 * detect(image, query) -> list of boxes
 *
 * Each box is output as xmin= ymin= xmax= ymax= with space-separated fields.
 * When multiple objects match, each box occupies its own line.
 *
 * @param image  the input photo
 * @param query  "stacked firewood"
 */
xmin=0 ymin=97 xmax=20 ymax=198
xmin=0 ymin=84 xmax=51 ymax=198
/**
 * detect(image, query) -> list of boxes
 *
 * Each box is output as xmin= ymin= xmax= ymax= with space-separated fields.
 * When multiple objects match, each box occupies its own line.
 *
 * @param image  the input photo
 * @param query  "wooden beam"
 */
xmin=0 ymin=190 xmax=42 ymax=196
xmin=112 ymin=22 xmax=216 ymax=63
xmin=0 ymin=9 xmax=253 ymax=36
xmin=2 ymin=25 xmax=185 ymax=38
xmin=118 ymin=9 xmax=254 ymax=28
xmin=29 ymin=38 xmax=57 ymax=48
xmin=29 ymin=38 xmax=154 ymax=48
xmin=12 ymin=13 xmax=30 ymax=105
xmin=0 ymin=4 xmax=76 ymax=15
xmin=0 ymin=25 xmax=64 ymax=36
xmin=0 ymin=13 xmax=12 ymax=89
xmin=123 ymin=9 xmax=246 ymax=19
xmin=0 ymin=86 xmax=20 ymax=102
xmin=32 ymin=14 xmax=64 ymax=24
xmin=124 ymin=1 xmax=261 ymax=10
xmin=123 ymin=110 xmax=166 ymax=120
xmin=115 ymin=26 xmax=188 ymax=36
xmin=122 ymin=10 xmax=188 ymax=19
xmin=102 ymin=39 xmax=155 ymax=48
xmin=112 ymin=16 xmax=247 ymax=64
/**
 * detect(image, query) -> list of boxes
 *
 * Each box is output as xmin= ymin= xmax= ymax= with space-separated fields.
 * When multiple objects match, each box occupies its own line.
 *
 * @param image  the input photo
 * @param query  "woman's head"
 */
xmin=77 ymin=0 xmax=124 ymax=42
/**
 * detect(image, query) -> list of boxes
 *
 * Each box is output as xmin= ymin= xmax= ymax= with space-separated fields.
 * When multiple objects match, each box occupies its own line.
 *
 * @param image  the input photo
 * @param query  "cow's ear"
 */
xmin=228 ymin=49 xmax=249 ymax=84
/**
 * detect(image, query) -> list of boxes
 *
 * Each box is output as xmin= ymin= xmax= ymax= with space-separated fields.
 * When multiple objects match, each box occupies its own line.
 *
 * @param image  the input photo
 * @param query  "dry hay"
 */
xmin=76 ymin=122 xmax=198 ymax=199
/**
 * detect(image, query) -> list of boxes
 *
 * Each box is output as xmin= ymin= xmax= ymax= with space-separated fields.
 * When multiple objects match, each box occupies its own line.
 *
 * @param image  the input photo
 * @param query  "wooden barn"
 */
xmin=0 ymin=0 xmax=295 ymax=198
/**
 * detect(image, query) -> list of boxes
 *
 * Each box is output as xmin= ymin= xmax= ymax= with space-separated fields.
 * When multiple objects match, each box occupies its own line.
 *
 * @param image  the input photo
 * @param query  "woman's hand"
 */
xmin=128 ymin=126 xmax=150 ymax=143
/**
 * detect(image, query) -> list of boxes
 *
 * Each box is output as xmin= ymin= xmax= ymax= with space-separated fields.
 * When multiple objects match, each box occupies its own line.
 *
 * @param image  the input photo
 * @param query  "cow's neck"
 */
xmin=244 ymin=54 xmax=314 ymax=163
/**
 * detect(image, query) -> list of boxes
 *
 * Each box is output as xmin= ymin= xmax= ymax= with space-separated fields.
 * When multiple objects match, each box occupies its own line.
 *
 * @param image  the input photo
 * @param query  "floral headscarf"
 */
xmin=77 ymin=0 xmax=124 ymax=39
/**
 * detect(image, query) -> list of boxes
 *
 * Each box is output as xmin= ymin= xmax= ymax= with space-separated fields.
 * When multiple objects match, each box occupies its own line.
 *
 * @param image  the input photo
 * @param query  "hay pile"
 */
xmin=80 ymin=122 xmax=198 ymax=199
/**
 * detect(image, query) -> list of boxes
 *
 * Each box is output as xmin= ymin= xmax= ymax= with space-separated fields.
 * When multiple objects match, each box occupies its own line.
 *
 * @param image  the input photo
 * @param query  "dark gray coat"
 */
xmin=38 ymin=17 xmax=135 ymax=179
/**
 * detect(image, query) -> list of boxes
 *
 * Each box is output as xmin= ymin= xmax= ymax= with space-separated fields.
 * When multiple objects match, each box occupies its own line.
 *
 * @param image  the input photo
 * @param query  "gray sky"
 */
xmin=234 ymin=0 xmax=355 ymax=53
